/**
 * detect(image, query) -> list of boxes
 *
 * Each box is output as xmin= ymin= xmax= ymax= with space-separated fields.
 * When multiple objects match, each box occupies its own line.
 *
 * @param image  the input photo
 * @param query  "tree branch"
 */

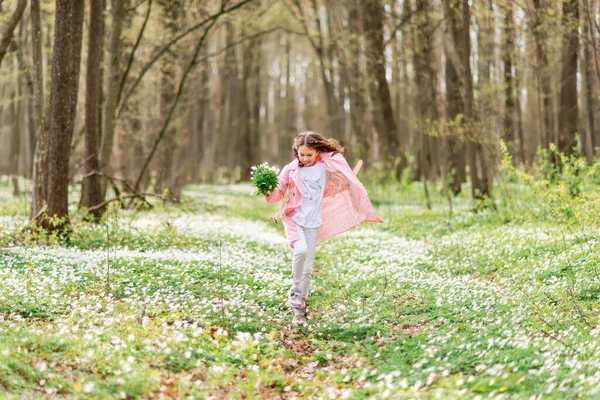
xmin=87 ymin=193 xmax=158 ymax=212
xmin=0 ymin=0 xmax=27 ymax=68
xmin=134 ymin=15 xmax=219 ymax=191
xmin=79 ymin=170 xmax=137 ymax=195
xmin=192 ymin=26 xmax=280 ymax=66
xmin=126 ymin=0 xmax=148 ymax=13
xmin=116 ymin=0 xmax=152 ymax=107
xmin=116 ymin=0 xmax=255 ymax=118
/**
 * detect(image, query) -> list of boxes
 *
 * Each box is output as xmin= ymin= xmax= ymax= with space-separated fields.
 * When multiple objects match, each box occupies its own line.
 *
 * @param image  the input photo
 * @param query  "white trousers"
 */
xmin=291 ymin=225 xmax=319 ymax=299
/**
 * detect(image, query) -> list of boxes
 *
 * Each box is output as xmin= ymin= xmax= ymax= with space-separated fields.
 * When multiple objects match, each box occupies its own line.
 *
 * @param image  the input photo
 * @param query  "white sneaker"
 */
xmin=292 ymin=309 xmax=307 ymax=325
xmin=287 ymin=288 xmax=305 ymax=309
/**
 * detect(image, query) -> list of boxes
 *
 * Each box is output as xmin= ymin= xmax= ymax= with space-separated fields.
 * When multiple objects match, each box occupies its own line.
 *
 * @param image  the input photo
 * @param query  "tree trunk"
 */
xmin=156 ymin=0 xmax=181 ymax=200
xmin=582 ymin=7 xmax=595 ymax=163
xmin=557 ymin=0 xmax=579 ymax=159
xmin=241 ymin=37 xmax=261 ymax=177
xmin=285 ymin=32 xmax=297 ymax=147
xmin=216 ymin=24 xmax=234 ymax=176
xmin=362 ymin=0 xmax=402 ymax=178
xmin=514 ymin=48 xmax=527 ymax=165
xmin=9 ymin=83 xmax=21 ymax=196
xmin=225 ymin=22 xmax=241 ymax=177
xmin=347 ymin=0 xmax=370 ymax=166
xmin=443 ymin=0 xmax=466 ymax=195
xmin=413 ymin=0 xmax=438 ymax=184
xmin=14 ymin=20 xmax=35 ymax=179
xmin=459 ymin=0 xmax=489 ymax=199
xmin=43 ymin=0 xmax=85 ymax=233
xmin=531 ymin=0 xmax=553 ymax=150
xmin=192 ymin=42 xmax=209 ymax=181
xmin=503 ymin=1 xmax=515 ymax=157
xmin=80 ymin=0 xmax=106 ymax=220
xmin=30 ymin=0 xmax=48 ymax=220
xmin=100 ymin=0 xmax=127 ymax=194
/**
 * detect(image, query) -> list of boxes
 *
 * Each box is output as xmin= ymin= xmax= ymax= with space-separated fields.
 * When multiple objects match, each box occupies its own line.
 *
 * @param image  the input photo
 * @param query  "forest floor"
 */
xmin=1 ymin=177 xmax=600 ymax=399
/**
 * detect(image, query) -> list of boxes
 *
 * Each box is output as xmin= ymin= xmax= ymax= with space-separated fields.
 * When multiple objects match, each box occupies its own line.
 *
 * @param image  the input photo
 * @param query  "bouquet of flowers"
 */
xmin=250 ymin=162 xmax=280 ymax=195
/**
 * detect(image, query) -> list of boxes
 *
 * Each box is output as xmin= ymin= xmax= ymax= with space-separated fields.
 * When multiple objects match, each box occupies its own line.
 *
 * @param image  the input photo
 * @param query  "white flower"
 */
xmin=83 ymin=382 xmax=94 ymax=393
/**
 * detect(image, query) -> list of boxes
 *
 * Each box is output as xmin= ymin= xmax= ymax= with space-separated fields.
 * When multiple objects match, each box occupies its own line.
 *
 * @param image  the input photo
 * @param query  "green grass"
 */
xmin=1 ymin=174 xmax=600 ymax=398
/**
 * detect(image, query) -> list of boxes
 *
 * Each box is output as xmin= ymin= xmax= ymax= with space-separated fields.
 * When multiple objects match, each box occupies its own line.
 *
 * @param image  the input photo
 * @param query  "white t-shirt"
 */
xmin=292 ymin=162 xmax=327 ymax=228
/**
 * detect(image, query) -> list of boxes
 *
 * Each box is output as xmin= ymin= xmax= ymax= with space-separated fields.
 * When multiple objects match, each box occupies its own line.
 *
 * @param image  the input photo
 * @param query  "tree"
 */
xmin=413 ymin=0 xmax=439 ymax=186
xmin=346 ymin=0 xmax=370 ymax=166
xmin=30 ymin=0 xmax=48 ymax=220
xmin=155 ymin=0 xmax=182 ymax=199
xmin=530 ymin=0 xmax=553 ymax=150
xmin=444 ymin=0 xmax=490 ymax=199
xmin=0 ymin=0 xmax=27 ymax=68
xmin=80 ymin=0 xmax=106 ymax=220
xmin=557 ymin=0 xmax=579 ymax=158
xmin=43 ymin=0 xmax=85 ymax=232
xmin=582 ymin=0 xmax=597 ymax=163
xmin=100 ymin=0 xmax=127 ymax=195
xmin=9 ymin=72 xmax=21 ymax=196
xmin=362 ymin=0 xmax=403 ymax=177
xmin=443 ymin=0 xmax=466 ymax=195
xmin=502 ymin=0 xmax=515 ymax=157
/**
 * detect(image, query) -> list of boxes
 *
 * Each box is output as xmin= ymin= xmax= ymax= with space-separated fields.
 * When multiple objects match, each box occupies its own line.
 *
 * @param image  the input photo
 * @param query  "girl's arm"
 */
xmin=265 ymin=165 xmax=290 ymax=203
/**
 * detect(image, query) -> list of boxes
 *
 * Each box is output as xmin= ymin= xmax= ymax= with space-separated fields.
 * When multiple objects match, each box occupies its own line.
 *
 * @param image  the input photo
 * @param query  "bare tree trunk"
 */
xmin=557 ymin=0 xmax=579 ymax=159
xmin=80 ymin=0 xmax=106 ymax=220
xmin=100 ymin=0 xmax=127 ymax=194
xmin=325 ymin=3 xmax=345 ymax=143
xmin=285 ymin=32 xmax=296 ymax=145
xmin=225 ymin=23 xmax=241 ymax=178
xmin=363 ymin=0 xmax=402 ymax=178
xmin=443 ymin=0 xmax=466 ymax=195
xmin=0 ymin=0 xmax=27 ymax=68
xmin=192 ymin=42 xmax=209 ymax=181
xmin=531 ymin=0 xmax=553 ymax=150
xmin=275 ymin=51 xmax=287 ymax=165
xmin=586 ymin=0 xmax=600 ymax=149
xmin=514 ymin=48 xmax=527 ymax=165
xmin=459 ymin=0 xmax=489 ymax=199
xmin=347 ymin=0 xmax=370 ymax=166
xmin=9 ymin=82 xmax=21 ymax=196
xmin=156 ymin=0 xmax=181 ymax=200
xmin=412 ymin=0 xmax=439 ymax=186
xmin=241 ymin=37 xmax=261 ymax=177
xmin=30 ymin=0 xmax=48 ymax=219
xmin=503 ymin=1 xmax=515 ymax=156
xmin=14 ymin=19 xmax=35 ymax=179
xmin=582 ymin=8 xmax=596 ymax=163
xmin=216 ymin=24 xmax=233 ymax=176
xmin=43 ymin=0 xmax=85 ymax=233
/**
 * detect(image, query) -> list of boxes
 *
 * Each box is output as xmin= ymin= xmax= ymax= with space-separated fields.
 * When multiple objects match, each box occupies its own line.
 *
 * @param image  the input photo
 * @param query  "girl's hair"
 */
xmin=292 ymin=131 xmax=345 ymax=160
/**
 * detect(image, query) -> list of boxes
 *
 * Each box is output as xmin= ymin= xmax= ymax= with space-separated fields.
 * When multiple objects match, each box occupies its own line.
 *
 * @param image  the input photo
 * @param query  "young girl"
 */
xmin=265 ymin=131 xmax=382 ymax=325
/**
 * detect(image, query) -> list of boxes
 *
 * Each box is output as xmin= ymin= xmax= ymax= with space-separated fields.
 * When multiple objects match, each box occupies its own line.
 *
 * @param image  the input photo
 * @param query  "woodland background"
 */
xmin=0 ymin=0 xmax=597 ymax=226
xmin=4 ymin=1 xmax=600 ymax=397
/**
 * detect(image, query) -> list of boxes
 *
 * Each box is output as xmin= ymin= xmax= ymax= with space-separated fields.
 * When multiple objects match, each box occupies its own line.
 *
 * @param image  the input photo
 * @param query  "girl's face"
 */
xmin=297 ymin=145 xmax=318 ymax=167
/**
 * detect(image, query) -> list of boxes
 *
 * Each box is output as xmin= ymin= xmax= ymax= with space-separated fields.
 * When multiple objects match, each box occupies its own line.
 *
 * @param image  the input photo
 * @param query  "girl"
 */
xmin=265 ymin=131 xmax=382 ymax=325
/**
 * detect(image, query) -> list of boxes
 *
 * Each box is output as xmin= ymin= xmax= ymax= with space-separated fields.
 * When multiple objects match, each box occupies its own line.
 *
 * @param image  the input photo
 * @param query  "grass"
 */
xmin=1 ymin=174 xmax=600 ymax=398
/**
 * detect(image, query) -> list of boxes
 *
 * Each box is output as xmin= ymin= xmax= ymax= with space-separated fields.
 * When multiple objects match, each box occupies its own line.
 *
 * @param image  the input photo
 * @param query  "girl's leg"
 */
xmin=289 ymin=225 xmax=308 ymax=309
xmin=299 ymin=227 xmax=318 ymax=299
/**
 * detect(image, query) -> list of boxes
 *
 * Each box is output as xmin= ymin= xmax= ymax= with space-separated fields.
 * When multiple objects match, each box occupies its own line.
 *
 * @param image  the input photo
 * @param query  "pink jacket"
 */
xmin=265 ymin=152 xmax=382 ymax=247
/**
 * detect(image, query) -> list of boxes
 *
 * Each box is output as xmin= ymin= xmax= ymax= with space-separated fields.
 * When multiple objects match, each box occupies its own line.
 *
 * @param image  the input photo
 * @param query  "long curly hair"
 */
xmin=292 ymin=131 xmax=345 ymax=163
